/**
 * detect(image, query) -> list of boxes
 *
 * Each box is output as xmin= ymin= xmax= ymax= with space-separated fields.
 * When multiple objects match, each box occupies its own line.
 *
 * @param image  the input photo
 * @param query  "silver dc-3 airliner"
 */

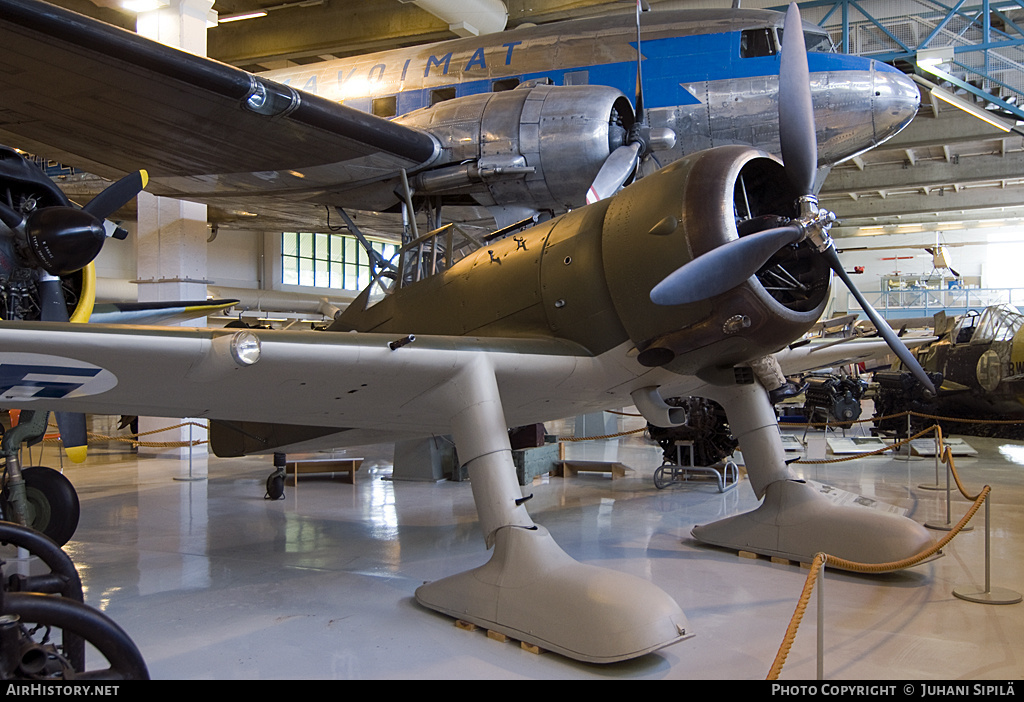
xmin=0 ymin=0 xmax=919 ymax=228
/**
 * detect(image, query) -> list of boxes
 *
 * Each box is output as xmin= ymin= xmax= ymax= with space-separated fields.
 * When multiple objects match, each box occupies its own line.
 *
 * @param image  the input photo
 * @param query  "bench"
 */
xmin=286 ymin=457 xmax=364 ymax=484
xmin=553 ymin=460 xmax=631 ymax=480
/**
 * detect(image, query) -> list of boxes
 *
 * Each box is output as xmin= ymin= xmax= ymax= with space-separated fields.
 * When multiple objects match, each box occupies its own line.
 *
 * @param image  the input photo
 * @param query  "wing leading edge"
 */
xmin=0 ymin=0 xmax=439 ymax=202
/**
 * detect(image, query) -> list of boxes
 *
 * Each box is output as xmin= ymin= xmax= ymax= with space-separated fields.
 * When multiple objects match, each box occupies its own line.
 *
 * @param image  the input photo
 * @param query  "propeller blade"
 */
xmin=634 ymin=0 xmax=645 ymax=121
xmin=778 ymin=3 xmax=817 ymax=196
xmin=82 ymin=170 xmax=148 ymax=221
xmin=587 ymin=143 xmax=641 ymax=204
xmin=651 ymin=224 xmax=804 ymax=305
xmin=56 ymin=411 xmax=89 ymax=463
xmin=37 ymin=275 xmax=70 ymax=323
xmin=38 ymin=275 xmax=90 ymax=461
xmin=820 ymin=246 xmax=937 ymax=394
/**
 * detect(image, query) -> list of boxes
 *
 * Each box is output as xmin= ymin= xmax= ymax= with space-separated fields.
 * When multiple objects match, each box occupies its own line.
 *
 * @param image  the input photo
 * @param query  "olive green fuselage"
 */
xmin=332 ymin=147 xmax=829 ymax=382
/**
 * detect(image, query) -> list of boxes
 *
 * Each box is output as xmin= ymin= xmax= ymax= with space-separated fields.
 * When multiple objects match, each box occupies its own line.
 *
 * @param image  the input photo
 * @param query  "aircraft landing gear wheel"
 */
xmin=12 ymin=467 xmax=80 ymax=547
xmin=265 ymin=473 xmax=285 ymax=501
xmin=653 ymin=464 xmax=673 ymax=490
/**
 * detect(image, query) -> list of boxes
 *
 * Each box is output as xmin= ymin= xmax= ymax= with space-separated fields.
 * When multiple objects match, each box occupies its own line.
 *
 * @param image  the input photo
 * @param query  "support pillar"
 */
xmin=134 ymin=0 xmax=213 ymax=462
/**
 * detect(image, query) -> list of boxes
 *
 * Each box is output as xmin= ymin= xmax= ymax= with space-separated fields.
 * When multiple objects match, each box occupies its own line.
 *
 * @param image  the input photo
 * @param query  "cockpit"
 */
xmin=951 ymin=304 xmax=1024 ymax=345
xmin=971 ymin=304 xmax=1024 ymax=344
xmin=365 ymin=222 xmax=484 ymax=306
xmin=364 ymin=215 xmax=544 ymax=308
xmin=740 ymin=25 xmax=835 ymax=58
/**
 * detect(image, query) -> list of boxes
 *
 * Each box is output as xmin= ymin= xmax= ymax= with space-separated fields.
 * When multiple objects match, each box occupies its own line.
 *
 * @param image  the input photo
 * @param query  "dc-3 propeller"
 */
xmin=648 ymin=3 xmax=936 ymax=395
xmin=0 ymin=167 xmax=148 ymax=459
xmin=586 ymin=0 xmax=675 ymax=205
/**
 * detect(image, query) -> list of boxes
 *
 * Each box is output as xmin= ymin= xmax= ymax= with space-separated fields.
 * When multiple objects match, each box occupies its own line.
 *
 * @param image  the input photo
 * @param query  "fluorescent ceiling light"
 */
xmin=121 ymin=0 xmax=169 ymax=11
xmin=929 ymin=86 xmax=1013 ymax=132
xmin=214 ymin=0 xmax=325 ymax=25
xmin=916 ymin=47 xmax=954 ymax=68
xmin=218 ymin=10 xmax=268 ymax=22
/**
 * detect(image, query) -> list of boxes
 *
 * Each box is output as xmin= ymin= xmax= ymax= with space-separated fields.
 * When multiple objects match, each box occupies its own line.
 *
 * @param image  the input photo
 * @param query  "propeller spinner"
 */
xmin=648 ymin=3 xmax=936 ymax=395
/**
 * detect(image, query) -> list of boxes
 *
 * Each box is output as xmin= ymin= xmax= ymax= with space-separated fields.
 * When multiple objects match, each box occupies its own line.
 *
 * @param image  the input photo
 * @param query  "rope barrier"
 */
xmin=792 ymin=424 xmax=938 ymax=464
xmin=780 ymin=409 xmax=1024 ymax=429
xmin=39 ymin=421 xmax=209 ymax=449
xmin=767 ymin=422 xmax=992 ymax=679
xmin=557 ymin=427 xmax=647 ymax=442
xmin=767 ymin=553 xmax=827 ymax=680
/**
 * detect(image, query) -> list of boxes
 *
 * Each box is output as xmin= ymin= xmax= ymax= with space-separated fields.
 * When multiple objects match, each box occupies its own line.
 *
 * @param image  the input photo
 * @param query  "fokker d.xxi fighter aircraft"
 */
xmin=0 ymin=0 xmax=919 ymax=229
xmin=0 ymin=5 xmax=935 ymax=664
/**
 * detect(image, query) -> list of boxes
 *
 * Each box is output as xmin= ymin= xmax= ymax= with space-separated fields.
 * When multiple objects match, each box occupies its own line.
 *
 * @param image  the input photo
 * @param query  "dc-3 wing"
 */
xmin=0 ymin=0 xmax=439 ymax=210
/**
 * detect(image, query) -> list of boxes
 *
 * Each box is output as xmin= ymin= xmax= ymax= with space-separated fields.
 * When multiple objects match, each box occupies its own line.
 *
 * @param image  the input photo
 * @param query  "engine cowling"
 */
xmin=399 ymin=83 xmax=634 ymax=211
xmin=600 ymin=145 xmax=832 ymax=380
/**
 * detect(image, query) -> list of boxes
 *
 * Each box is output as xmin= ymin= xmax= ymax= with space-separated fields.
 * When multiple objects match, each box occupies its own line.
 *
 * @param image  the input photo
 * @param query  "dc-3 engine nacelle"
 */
xmin=398 ymin=83 xmax=639 ymax=212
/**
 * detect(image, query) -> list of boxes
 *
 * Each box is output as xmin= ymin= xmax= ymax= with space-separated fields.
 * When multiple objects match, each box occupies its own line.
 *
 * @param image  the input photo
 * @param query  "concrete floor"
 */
xmin=10 ymin=415 xmax=1023 ymax=680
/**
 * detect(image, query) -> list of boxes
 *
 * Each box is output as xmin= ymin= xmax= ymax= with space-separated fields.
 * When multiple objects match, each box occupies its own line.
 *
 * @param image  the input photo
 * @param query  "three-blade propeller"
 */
xmin=0 ymin=167 xmax=148 ymax=461
xmin=648 ymin=3 xmax=936 ymax=394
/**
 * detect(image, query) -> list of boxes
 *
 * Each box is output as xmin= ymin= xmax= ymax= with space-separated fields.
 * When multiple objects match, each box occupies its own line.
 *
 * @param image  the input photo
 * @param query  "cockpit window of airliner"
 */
xmin=740 ymin=28 xmax=776 ymax=58
xmin=776 ymin=29 xmax=835 ymax=53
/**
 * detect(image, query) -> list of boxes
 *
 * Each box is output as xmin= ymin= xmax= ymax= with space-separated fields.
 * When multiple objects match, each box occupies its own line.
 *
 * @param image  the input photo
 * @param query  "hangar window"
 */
xmin=282 ymin=232 xmax=397 ymax=291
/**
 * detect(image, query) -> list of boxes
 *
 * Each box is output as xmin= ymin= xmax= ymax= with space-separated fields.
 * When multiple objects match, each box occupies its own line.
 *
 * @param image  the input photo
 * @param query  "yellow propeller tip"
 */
xmin=140 ymin=170 xmax=149 ymax=189
xmin=65 ymin=446 xmax=88 ymax=463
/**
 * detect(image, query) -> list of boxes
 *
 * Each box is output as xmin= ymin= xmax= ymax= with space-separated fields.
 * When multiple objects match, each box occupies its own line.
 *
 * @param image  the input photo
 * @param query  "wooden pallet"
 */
xmin=454 ymin=619 xmax=545 ymax=655
xmin=738 ymin=550 xmax=807 ymax=568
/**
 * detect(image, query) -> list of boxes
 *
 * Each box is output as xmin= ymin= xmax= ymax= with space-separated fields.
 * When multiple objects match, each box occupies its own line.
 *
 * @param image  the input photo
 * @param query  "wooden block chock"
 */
xmin=455 ymin=620 xmax=478 ymax=632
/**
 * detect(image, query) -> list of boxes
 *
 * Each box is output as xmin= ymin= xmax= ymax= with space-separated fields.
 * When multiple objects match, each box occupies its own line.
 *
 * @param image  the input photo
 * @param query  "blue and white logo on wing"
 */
xmin=0 ymin=353 xmax=116 ymax=402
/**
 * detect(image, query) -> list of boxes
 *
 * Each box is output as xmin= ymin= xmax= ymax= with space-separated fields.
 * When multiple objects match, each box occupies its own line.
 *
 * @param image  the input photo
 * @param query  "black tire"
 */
xmin=265 ymin=473 xmax=285 ymax=500
xmin=20 ymin=466 xmax=80 ymax=547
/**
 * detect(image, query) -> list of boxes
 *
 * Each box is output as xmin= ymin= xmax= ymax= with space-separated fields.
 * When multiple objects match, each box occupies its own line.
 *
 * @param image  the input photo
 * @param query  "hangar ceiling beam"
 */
xmin=823 ymin=150 xmax=1024 ymax=194
xmin=398 ymin=0 xmax=508 ymax=38
xmin=204 ymin=0 xmax=625 ymax=67
xmin=207 ymin=0 xmax=452 ymax=67
xmin=880 ymin=107 xmax=1016 ymax=149
xmin=827 ymin=183 xmax=1024 ymax=225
